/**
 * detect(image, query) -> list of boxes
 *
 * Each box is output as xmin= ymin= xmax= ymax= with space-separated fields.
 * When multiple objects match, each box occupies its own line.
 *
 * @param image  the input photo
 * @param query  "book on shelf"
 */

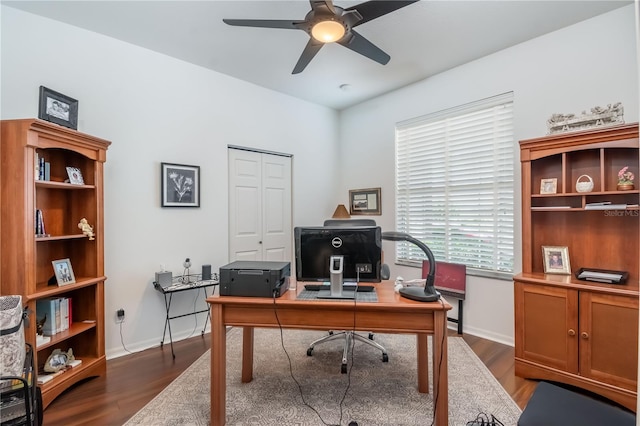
xmin=36 ymin=370 xmax=64 ymax=385
xmin=36 ymin=334 xmax=51 ymax=347
xmin=35 ymin=153 xmax=40 ymax=181
xmin=35 ymin=209 xmax=49 ymax=237
xmin=44 ymin=161 xmax=50 ymax=181
xmin=584 ymin=203 xmax=628 ymax=210
xmin=39 ymin=156 xmax=45 ymax=181
xmin=36 ymin=298 xmax=58 ymax=336
xmin=68 ymin=359 xmax=82 ymax=368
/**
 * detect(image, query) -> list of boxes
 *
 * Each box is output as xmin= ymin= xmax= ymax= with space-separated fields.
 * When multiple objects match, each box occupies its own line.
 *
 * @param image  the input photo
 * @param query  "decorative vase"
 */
xmin=617 ymin=183 xmax=634 ymax=191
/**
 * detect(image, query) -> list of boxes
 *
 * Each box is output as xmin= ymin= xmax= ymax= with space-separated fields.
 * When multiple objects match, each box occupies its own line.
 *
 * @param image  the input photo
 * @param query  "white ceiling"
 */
xmin=3 ymin=0 xmax=632 ymax=110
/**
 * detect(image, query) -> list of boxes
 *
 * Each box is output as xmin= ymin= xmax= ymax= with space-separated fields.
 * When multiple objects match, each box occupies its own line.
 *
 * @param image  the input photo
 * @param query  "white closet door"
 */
xmin=228 ymin=148 xmax=291 ymax=262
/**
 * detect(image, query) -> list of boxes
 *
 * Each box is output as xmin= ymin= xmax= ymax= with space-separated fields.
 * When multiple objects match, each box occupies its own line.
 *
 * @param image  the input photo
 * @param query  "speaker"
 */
xmin=202 ymin=264 xmax=212 ymax=281
xmin=155 ymin=271 xmax=172 ymax=287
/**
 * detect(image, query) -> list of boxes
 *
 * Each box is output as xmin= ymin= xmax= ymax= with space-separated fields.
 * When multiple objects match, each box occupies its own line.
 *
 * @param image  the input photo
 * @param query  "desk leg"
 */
xmin=416 ymin=333 xmax=429 ymax=393
xmin=210 ymin=304 xmax=226 ymax=426
xmin=432 ymin=310 xmax=448 ymax=426
xmin=241 ymin=327 xmax=254 ymax=383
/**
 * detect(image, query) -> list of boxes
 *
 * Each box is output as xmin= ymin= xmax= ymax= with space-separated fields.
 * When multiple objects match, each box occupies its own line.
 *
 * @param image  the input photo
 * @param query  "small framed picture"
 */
xmin=349 ymin=187 xmax=381 ymax=215
xmin=161 ymin=163 xmax=200 ymax=207
xmin=542 ymin=246 xmax=571 ymax=275
xmin=540 ymin=178 xmax=557 ymax=194
xmin=66 ymin=167 xmax=84 ymax=185
xmin=52 ymin=258 xmax=76 ymax=286
xmin=38 ymin=86 xmax=78 ymax=130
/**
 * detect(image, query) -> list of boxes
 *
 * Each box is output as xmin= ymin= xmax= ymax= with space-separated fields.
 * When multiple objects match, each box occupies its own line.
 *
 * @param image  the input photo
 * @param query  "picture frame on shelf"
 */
xmin=542 ymin=246 xmax=571 ymax=275
xmin=349 ymin=187 xmax=381 ymax=215
xmin=52 ymin=258 xmax=76 ymax=286
xmin=161 ymin=162 xmax=200 ymax=207
xmin=540 ymin=178 xmax=557 ymax=194
xmin=66 ymin=167 xmax=84 ymax=185
xmin=38 ymin=86 xmax=78 ymax=130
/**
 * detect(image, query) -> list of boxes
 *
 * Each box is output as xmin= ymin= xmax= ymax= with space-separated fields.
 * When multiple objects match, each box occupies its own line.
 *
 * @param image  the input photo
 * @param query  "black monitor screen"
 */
xmin=294 ymin=226 xmax=382 ymax=282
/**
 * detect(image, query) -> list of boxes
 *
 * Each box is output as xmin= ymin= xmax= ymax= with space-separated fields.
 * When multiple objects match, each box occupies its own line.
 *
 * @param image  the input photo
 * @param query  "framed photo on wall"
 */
xmin=161 ymin=162 xmax=200 ymax=207
xmin=349 ymin=187 xmax=381 ymax=215
xmin=52 ymin=258 xmax=76 ymax=286
xmin=542 ymin=246 xmax=571 ymax=275
xmin=38 ymin=86 xmax=79 ymax=130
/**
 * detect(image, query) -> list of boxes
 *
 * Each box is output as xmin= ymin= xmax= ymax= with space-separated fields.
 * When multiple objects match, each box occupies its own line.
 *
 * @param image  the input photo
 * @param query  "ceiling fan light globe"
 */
xmin=311 ymin=20 xmax=345 ymax=43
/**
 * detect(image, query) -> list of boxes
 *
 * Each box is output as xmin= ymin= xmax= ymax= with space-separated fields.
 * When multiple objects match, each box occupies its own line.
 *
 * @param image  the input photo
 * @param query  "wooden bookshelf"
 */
xmin=0 ymin=119 xmax=110 ymax=409
xmin=514 ymin=123 xmax=639 ymax=411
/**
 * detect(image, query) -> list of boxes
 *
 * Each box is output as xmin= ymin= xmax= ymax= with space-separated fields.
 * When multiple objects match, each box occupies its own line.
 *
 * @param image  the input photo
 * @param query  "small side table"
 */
xmin=153 ymin=274 xmax=219 ymax=358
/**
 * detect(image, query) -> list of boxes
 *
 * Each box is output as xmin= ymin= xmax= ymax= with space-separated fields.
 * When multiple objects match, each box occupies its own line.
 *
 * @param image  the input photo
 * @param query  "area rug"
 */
xmin=125 ymin=328 xmax=521 ymax=425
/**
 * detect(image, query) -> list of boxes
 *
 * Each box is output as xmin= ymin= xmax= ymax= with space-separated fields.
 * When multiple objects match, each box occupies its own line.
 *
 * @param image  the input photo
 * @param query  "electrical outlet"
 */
xmin=116 ymin=308 xmax=125 ymax=323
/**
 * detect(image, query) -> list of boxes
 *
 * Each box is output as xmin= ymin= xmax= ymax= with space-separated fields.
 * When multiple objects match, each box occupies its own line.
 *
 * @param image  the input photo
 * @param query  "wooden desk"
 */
xmin=207 ymin=280 xmax=452 ymax=425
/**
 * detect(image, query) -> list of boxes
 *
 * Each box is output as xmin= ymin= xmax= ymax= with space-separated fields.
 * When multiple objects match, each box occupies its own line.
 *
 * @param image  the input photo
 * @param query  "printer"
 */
xmin=219 ymin=261 xmax=291 ymax=297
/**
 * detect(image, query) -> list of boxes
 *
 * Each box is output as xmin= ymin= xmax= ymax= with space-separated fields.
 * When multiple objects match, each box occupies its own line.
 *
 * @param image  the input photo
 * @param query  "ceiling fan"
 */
xmin=223 ymin=1 xmax=419 ymax=74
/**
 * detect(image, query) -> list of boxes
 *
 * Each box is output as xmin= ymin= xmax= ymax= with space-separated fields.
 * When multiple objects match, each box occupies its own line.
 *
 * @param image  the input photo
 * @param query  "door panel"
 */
xmin=229 ymin=150 xmax=262 ymax=260
xmin=262 ymin=156 xmax=291 ymax=262
xmin=228 ymin=149 xmax=291 ymax=263
xmin=579 ymin=292 xmax=638 ymax=390
xmin=515 ymin=283 xmax=578 ymax=373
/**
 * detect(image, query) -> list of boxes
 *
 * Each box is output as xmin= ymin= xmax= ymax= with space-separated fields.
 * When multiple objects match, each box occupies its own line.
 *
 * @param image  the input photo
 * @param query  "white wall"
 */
xmin=1 ymin=6 xmax=341 ymax=358
xmin=338 ymin=4 xmax=639 ymax=345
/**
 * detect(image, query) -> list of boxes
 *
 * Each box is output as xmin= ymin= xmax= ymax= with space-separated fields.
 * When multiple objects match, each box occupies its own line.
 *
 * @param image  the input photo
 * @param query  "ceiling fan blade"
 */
xmin=346 ymin=1 xmax=419 ymax=27
xmin=338 ymin=30 xmax=390 ymax=65
xmin=310 ymin=0 xmax=336 ymax=15
xmin=292 ymin=39 xmax=324 ymax=74
xmin=222 ymin=19 xmax=304 ymax=30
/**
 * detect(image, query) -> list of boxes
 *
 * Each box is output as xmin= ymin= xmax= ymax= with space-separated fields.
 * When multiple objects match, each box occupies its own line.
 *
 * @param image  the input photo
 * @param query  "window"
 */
xmin=395 ymin=93 xmax=514 ymax=278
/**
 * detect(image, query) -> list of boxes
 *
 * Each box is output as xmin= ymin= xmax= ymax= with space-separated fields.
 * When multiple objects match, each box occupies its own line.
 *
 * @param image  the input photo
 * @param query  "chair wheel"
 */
xmin=382 ymin=353 xmax=389 ymax=362
xmin=341 ymin=364 xmax=347 ymax=374
xmin=329 ymin=331 xmax=334 ymax=335
xmin=369 ymin=333 xmax=374 ymax=340
xmin=307 ymin=348 xmax=313 ymax=356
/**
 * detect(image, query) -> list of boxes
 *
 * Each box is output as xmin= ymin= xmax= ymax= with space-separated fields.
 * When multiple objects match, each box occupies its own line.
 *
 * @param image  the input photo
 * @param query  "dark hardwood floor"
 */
xmin=43 ymin=330 xmax=538 ymax=425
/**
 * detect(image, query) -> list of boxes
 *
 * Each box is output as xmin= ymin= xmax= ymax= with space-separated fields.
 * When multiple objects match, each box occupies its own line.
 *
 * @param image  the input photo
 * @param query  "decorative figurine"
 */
xmin=44 ymin=348 xmax=75 ymax=373
xmin=36 ymin=314 xmax=46 ymax=336
xmin=78 ymin=218 xmax=95 ymax=240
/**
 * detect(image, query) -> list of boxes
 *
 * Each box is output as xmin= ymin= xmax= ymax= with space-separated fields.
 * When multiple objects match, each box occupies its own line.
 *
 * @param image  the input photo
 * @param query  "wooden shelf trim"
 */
xmin=36 ymin=321 xmax=97 ymax=350
xmin=515 ymin=273 xmax=639 ymax=297
xmin=30 ymin=277 xmax=106 ymax=300
xmin=36 ymin=234 xmax=88 ymax=242
xmin=38 ymin=356 xmax=104 ymax=392
xmin=35 ymin=181 xmax=96 ymax=190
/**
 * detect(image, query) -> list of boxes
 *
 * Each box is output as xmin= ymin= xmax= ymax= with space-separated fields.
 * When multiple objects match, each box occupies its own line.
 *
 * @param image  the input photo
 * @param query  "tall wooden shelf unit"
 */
xmin=514 ymin=123 xmax=639 ymax=412
xmin=0 ymin=119 xmax=110 ymax=409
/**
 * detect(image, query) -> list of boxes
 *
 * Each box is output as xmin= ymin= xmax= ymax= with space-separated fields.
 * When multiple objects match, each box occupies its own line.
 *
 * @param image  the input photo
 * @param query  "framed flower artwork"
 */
xmin=161 ymin=163 xmax=200 ymax=207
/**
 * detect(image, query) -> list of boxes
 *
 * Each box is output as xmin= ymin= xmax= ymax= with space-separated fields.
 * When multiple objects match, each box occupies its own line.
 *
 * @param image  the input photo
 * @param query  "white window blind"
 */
xmin=395 ymin=93 xmax=514 ymax=277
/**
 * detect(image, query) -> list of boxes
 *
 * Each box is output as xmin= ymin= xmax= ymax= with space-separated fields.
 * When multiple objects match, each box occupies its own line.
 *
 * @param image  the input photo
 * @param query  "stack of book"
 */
xmin=34 ymin=153 xmax=50 ymax=181
xmin=36 ymin=297 xmax=72 ymax=337
xmin=34 ymin=209 xmax=49 ymax=237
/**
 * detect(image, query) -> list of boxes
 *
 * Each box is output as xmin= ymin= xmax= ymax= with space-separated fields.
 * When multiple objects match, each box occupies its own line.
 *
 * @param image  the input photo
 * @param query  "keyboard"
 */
xmin=304 ymin=283 xmax=375 ymax=292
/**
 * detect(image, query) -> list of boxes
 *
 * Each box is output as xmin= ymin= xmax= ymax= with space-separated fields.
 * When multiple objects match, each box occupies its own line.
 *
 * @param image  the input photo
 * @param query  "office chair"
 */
xmin=306 ymin=219 xmax=389 ymax=374
xmin=422 ymin=260 xmax=466 ymax=334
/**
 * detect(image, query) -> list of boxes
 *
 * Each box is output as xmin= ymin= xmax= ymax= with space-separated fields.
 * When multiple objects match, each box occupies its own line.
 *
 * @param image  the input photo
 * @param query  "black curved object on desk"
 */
xmin=381 ymin=231 xmax=440 ymax=302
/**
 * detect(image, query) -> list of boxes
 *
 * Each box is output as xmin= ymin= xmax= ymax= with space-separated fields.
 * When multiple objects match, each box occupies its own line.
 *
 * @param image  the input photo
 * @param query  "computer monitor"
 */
xmin=294 ymin=225 xmax=382 ymax=283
